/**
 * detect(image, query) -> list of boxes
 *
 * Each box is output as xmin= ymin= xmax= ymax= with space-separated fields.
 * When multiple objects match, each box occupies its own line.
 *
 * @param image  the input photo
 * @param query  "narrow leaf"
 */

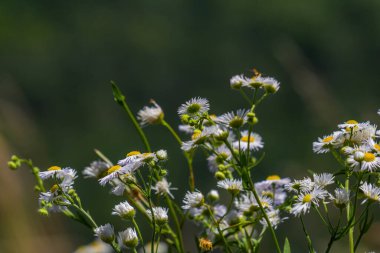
xmin=283 ymin=237 xmax=291 ymax=253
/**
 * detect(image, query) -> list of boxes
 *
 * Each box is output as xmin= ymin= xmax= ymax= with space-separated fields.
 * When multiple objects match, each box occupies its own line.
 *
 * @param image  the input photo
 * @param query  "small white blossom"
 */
xmin=182 ymin=190 xmax=204 ymax=210
xmin=330 ymin=188 xmax=350 ymax=208
xmin=152 ymin=178 xmax=177 ymax=198
xmin=230 ymin=74 xmax=249 ymax=89
xmin=234 ymin=130 xmax=263 ymax=151
xmin=360 ymin=182 xmax=380 ymax=204
xmin=313 ymin=132 xmax=345 ymax=154
xmin=215 ymin=109 xmax=249 ymax=129
xmin=39 ymin=166 xmax=77 ymax=185
xmin=94 ymin=224 xmax=115 ymax=243
xmin=260 ymin=209 xmax=285 ymax=229
xmin=313 ymin=173 xmax=334 ymax=188
xmin=137 ymin=100 xmax=164 ymax=126
xmin=178 ymin=97 xmax=210 ymax=116
xmin=112 ymin=201 xmax=135 ymax=219
xmin=217 ymin=178 xmax=243 ymax=195
xmin=290 ymin=188 xmax=328 ymax=216
xmin=83 ymin=161 xmax=109 ymax=179
xmin=147 ymin=207 xmax=169 ymax=225
xmin=118 ymin=228 xmax=138 ymax=248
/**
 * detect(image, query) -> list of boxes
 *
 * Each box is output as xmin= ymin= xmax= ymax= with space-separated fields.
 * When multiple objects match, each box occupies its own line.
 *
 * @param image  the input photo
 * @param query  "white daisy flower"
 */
xmin=347 ymin=151 xmax=380 ymax=172
xmin=350 ymin=124 xmax=377 ymax=144
xmin=147 ymin=207 xmax=169 ymax=225
xmin=215 ymin=109 xmax=249 ymax=129
xmin=156 ymin=149 xmax=168 ymax=160
xmin=285 ymin=177 xmax=315 ymax=193
xmin=83 ymin=161 xmax=109 ymax=179
xmin=39 ymin=183 xmax=72 ymax=213
xmin=244 ymin=76 xmax=280 ymax=93
xmin=98 ymin=164 xmax=135 ymax=186
xmin=312 ymin=131 xmax=345 ymax=154
xmin=255 ymin=175 xmax=291 ymax=190
xmin=290 ymin=188 xmax=328 ymax=216
xmin=94 ymin=224 xmax=115 ymax=243
xmin=207 ymin=190 xmax=220 ymax=201
xmin=181 ymin=126 xmax=217 ymax=152
xmin=330 ymin=188 xmax=350 ymax=208
xmin=152 ymin=178 xmax=177 ymax=199
xmin=39 ymin=166 xmax=77 ymax=184
xmin=217 ymin=178 xmax=243 ymax=195
xmin=338 ymin=120 xmax=369 ymax=130
xmin=112 ymin=201 xmax=135 ymax=219
xmin=178 ymin=97 xmax=210 ymax=116
xmin=234 ymin=130 xmax=263 ymax=151
xmin=235 ymin=193 xmax=273 ymax=214
xmin=230 ymin=74 xmax=249 ymax=89
xmin=118 ymin=151 xmax=156 ymax=167
xmin=360 ymin=182 xmax=380 ymax=204
xmin=137 ymin=100 xmax=164 ymax=126
xmin=313 ymin=173 xmax=334 ymax=188
xmin=367 ymin=138 xmax=380 ymax=154
xmin=182 ymin=190 xmax=204 ymax=210
xmin=118 ymin=228 xmax=138 ymax=248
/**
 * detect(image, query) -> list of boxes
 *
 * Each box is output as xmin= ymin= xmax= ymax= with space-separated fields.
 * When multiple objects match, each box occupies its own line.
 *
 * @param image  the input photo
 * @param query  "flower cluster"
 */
xmin=8 ymin=69 xmax=380 ymax=253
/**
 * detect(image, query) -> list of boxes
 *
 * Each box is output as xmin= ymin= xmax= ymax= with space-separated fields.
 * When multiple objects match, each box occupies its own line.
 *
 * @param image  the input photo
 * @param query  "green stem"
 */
xmin=132 ymin=218 xmax=146 ymax=253
xmin=345 ymin=175 xmax=354 ymax=253
xmin=111 ymin=82 xmax=151 ymax=152
xmin=161 ymin=120 xmax=182 ymax=145
xmin=166 ymin=196 xmax=185 ymax=253
xmin=155 ymin=228 xmax=162 ymax=253
xmin=247 ymin=176 xmax=282 ymax=253
xmin=206 ymin=205 xmax=233 ymax=253
xmin=300 ymin=216 xmax=315 ymax=253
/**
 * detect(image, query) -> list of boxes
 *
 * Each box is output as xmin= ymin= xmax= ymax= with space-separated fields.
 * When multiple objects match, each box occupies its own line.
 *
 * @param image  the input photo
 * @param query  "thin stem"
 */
xmin=132 ymin=218 xmax=146 ymax=253
xmin=345 ymin=175 xmax=354 ymax=253
xmin=166 ymin=196 xmax=185 ymax=253
xmin=300 ymin=216 xmax=315 ymax=253
xmin=155 ymin=228 xmax=162 ymax=253
xmin=161 ymin=120 xmax=182 ymax=145
xmin=206 ymin=205 xmax=233 ymax=253
xmin=111 ymin=83 xmax=151 ymax=152
xmin=247 ymin=175 xmax=282 ymax=253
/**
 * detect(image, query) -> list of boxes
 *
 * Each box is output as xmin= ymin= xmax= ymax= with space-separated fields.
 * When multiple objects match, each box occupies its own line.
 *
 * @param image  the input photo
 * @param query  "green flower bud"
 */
xmin=215 ymin=171 xmax=225 ymax=180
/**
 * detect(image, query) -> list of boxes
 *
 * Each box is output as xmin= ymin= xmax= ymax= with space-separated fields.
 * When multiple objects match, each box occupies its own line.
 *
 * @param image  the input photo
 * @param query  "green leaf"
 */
xmin=110 ymin=80 xmax=125 ymax=104
xmin=283 ymin=237 xmax=291 ymax=253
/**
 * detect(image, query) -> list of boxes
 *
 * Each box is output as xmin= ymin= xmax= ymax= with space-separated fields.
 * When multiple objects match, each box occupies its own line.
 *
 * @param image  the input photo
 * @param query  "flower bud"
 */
xmin=207 ymin=190 xmax=219 ymax=202
xmin=215 ymin=171 xmax=225 ymax=180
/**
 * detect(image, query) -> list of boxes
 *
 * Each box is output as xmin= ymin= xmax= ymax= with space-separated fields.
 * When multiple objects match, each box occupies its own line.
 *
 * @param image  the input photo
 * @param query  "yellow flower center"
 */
xmin=192 ymin=130 xmax=202 ymax=140
xmin=346 ymin=120 xmax=358 ymax=125
xmin=303 ymin=194 xmax=313 ymax=203
xmin=374 ymin=144 xmax=380 ymax=152
xmin=107 ymin=165 xmax=121 ymax=174
xmin=50 ymin=184 xmax=59 ymax=193
xmin=48 ymin=166 xmax=61 ymax=171
xmin=364 ymin=152 xmax=376 ymax=162
xmin=127 ymin=151 xmax=141 ymax=157
xmin=322 ymin=136 xmax=333 ymax=143
xmin=266 ymin=175 xmax=281 ymax=181
xmin=261 ymin=201 xmax=270 ymax=208
xmin=241 ymin=136 xmax=255 ymax=143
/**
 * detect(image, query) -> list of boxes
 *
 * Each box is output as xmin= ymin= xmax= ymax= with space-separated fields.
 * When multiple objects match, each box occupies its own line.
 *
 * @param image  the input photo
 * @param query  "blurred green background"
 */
xmin=1 ymin=0 xmax=380 ymax=252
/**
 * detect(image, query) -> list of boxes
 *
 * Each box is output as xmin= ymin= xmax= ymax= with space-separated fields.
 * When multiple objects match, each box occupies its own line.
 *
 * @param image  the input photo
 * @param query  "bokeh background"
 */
xmin=1 ymin=0 xmax=380 ymax=252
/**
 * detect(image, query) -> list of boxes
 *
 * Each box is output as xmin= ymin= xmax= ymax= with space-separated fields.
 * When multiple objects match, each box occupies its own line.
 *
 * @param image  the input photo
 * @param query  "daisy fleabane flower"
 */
xmin=312 ymin=131 xmax=344 ymax=154
xmin=152 ymin=178 xmax=177 ymax=198
xmin=217 ymin=178 xmax=243 ymax=195
xmin=233 ymin=130 xmax=263 ymax=151
xmin=235 ymin=193 xmax=273 ymax=213
xmin=147 ymin=207 xmax=169 ymax=225
xmin=94 ymin=223 xmax=115 ymax=243
xmin=330 ymin=188 xmax=350 ymax=208
xmin=347 ymin=151 xmax=380 ymax=172
xmin=39 ymin=166 xmax=77 ymax=184
xmin=290 ymin=188 xmax=328 ymax=216
xmin=230 ymin=74 xmax=249 ymax=89
xmin=112 ymin=201 xmax=135 ymax=219
xmin=215 ymin=109 xmax=249 ymax=129
xmin=244 ymin=75 xmax=280 ymax=93
xmin=313 ymin=173 xmax=334 ymax=188
xmin=83 ymin=160 xmax=109 ymax=179
xmin=178 ymin=97 xmax=210 ymax=117
xmin=285 ymin=177 xmax=315 ymax=193
xmin=137 ymin=99 xmax=164 ymax=126
xmin=118 ymin=228 xmax=138 ymax=249
xmin=182 ymin=190 xmax=204 ymax=210
xmin=338 ymin=120 xmax=369 ymax=130
xmin=360 ymin=182 xmax=380 ymax=204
